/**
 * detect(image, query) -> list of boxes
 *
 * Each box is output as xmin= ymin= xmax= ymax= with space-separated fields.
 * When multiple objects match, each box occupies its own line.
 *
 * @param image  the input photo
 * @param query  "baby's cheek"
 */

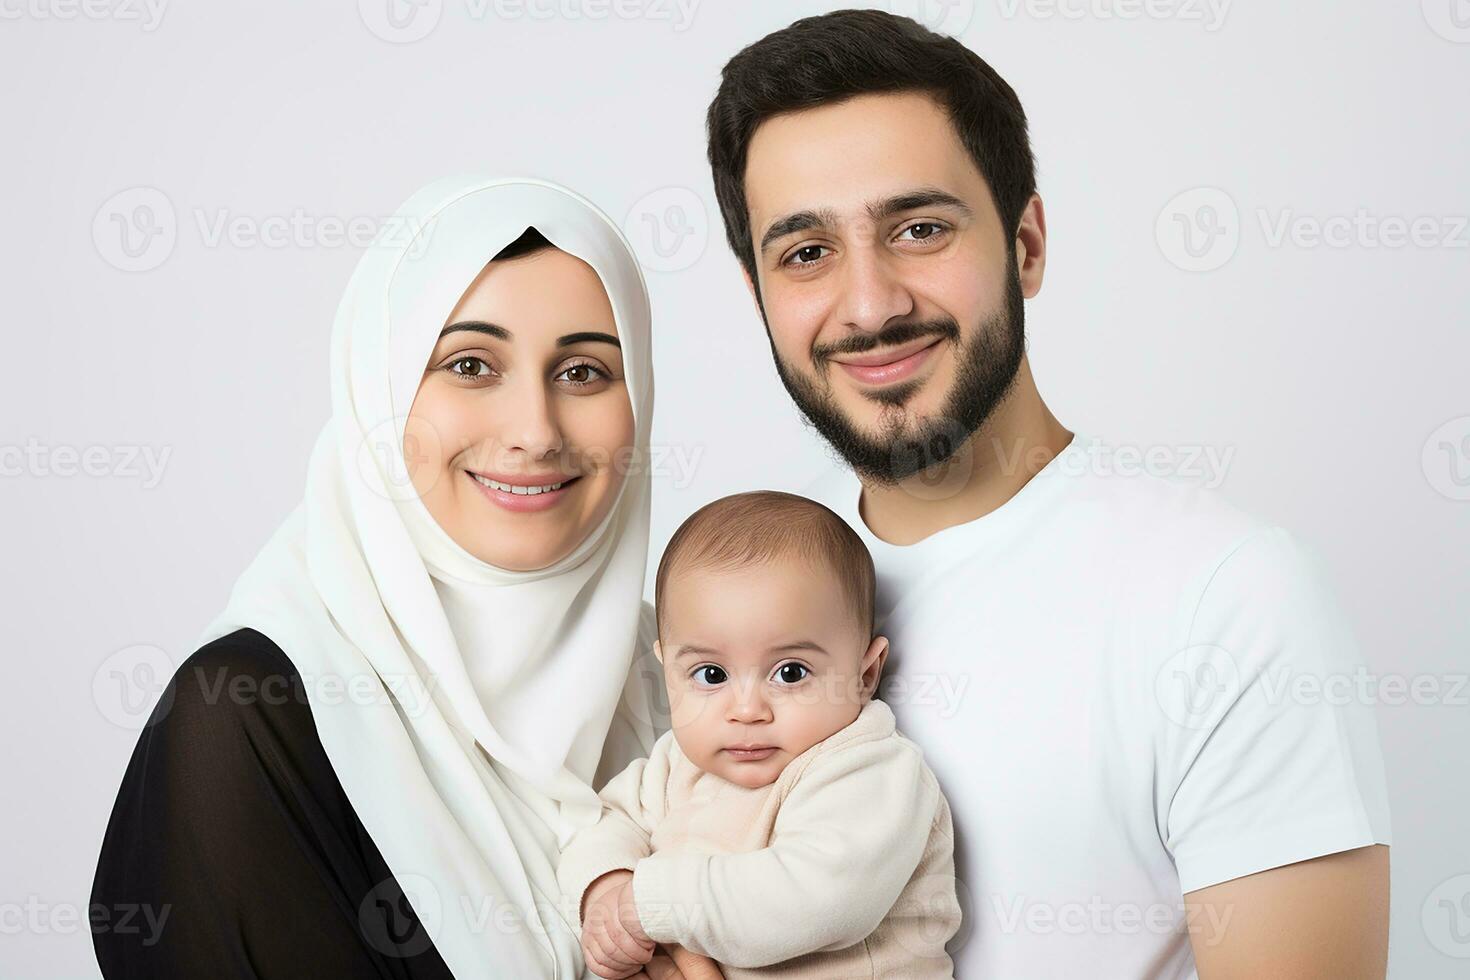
xmin=666 ymin=685 xmax=716 ymax=732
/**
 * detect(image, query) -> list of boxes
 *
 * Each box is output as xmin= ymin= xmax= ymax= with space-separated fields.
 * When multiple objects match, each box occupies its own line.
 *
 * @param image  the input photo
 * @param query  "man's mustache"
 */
xmin=811 ymin=317 xmax=961 ymax=363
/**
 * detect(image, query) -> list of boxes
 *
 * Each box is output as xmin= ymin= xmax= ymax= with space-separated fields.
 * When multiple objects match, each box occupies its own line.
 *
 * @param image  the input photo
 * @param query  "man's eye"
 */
xmin=693 ymin=665 xmax=728 ymax=687
xmin=785 ymin=244 xmax=830 ymax=267
xmin=773 ymin=663 xmax=809 ymax=685
xmin=897 ymin=222 xmax=946 ymax=243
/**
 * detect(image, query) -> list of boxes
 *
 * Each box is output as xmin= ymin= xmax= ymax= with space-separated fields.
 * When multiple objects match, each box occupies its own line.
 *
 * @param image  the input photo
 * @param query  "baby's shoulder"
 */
xmin=783 ymin=701 xmax=940 ymax=795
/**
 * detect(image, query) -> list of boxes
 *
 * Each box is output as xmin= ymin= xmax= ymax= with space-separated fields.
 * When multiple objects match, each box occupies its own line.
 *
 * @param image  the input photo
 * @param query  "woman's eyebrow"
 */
xmin=439 ymin=320 xmax=509 ymax=340
xmin=436 ymin=324 xmax=619 ymax=350
xmin=557 ymin=331 xmax=620 ymax=349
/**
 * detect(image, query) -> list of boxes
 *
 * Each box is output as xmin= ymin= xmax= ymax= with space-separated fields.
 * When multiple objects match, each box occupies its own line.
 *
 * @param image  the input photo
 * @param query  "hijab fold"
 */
xmin=199 ymin=175 xmax=655 ymax=979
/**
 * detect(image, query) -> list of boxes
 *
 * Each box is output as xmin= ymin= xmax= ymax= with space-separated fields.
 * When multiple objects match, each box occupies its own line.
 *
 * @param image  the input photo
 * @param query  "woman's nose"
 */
xmin=500 ymin=375 xmax=564 ymax=461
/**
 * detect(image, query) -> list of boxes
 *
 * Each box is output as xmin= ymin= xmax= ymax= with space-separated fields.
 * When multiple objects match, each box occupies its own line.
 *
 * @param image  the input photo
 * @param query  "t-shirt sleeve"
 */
xmin=1157 ymin=526 xmax=1392 ymax=895
xmin=89 ymin=629 xmax=455 ymax=978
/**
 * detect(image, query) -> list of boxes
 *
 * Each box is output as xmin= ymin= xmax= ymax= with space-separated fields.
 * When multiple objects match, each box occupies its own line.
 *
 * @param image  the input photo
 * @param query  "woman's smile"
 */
xmin=464 ymin=467 xmax=583 ymax=512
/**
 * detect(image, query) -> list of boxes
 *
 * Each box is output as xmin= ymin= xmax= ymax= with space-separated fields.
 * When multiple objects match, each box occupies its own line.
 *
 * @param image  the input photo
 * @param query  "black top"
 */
xmin=89 ymin=627 xmax=457 ymax=979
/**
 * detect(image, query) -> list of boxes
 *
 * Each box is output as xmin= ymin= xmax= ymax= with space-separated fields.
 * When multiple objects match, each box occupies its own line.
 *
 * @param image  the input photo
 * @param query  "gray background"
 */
xmin=1 ymin=0 xmax=1466 ymax=976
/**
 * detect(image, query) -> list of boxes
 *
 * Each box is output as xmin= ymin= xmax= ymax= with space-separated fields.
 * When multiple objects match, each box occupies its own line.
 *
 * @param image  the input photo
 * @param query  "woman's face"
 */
xmin=405 ymin=246 xmax=634 ymax=571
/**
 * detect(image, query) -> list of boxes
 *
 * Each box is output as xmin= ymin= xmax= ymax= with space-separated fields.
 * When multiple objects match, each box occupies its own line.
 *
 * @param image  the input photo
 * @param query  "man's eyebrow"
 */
xmin=439 ymin=320 xmax=509 ymax=340
xmin=758 ymin=207 xmax=841 ymax=255
xmin=758 ymin=189 xmax=973 ymax=256
xmin=556 ymin=331 xmax=620 ymax=349
xmin=867 ymin=188 xmax=973 ymax=222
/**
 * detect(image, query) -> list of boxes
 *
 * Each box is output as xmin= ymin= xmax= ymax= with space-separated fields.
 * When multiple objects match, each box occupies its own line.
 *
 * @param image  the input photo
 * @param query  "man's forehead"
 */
xmin=742 ymin=92 xmax=987 ymax=235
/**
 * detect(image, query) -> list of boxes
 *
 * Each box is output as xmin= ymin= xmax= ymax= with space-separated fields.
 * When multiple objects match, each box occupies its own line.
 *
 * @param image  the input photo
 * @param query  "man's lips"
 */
xmin=828 ymin=336 xmax=944 ymax=386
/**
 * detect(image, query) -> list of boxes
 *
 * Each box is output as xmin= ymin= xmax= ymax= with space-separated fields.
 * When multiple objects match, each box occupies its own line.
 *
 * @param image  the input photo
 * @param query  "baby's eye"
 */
xmin=692 ymin=665 xmax=728 ymax=687
xmin=773 ymin=662 xmax=810 ymax=685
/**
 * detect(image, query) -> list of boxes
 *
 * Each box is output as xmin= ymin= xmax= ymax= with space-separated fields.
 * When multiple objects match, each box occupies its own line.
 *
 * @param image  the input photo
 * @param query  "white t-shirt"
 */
xmin=802 ymin=433 xmax=1391 ymax=980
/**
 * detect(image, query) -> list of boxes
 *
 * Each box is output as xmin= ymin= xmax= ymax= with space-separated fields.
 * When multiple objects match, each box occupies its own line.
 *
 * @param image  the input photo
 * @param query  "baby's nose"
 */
xmin=726 ymin=682 xmax=773 ymax=723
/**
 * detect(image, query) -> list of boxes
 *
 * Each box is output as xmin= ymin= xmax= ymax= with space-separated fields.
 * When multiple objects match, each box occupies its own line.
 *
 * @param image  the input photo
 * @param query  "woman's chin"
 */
xmin=464 ymin=536 xmax=574 ymax=573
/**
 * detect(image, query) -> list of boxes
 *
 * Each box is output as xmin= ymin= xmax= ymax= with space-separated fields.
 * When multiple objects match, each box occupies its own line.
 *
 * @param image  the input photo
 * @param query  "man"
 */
xmin=703 ymin=9 xmax=1391 ymax=978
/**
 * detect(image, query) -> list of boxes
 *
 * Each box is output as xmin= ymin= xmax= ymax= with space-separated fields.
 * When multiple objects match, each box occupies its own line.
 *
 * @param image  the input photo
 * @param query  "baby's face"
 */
xmin=656 ymin=554 xmax=886 ymax=789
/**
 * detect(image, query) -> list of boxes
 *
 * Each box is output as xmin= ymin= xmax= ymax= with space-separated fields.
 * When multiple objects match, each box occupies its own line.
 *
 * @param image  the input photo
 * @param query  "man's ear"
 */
xmin=652 ymin=639 xmax=664 ymax=665
xmin=1013 ymin=192 xmax=1048 ymax=300
xmin=860 ymin=635 xmax=890 ymax=701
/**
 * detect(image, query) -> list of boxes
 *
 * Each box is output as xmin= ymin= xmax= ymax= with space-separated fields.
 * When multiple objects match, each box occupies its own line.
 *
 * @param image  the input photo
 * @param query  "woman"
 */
xmin=90 ymin=176 xmax=696 ymax=978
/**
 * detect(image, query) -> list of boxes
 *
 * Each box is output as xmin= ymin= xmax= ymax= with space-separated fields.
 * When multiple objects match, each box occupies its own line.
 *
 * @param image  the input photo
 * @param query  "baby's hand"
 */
xmin=581 ymin=870 xmax=654 ymax=979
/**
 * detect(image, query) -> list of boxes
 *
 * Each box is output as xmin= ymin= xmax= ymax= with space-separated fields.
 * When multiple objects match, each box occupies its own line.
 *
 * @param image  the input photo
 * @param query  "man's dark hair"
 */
xmin=706 ymin=8 xmax=1037 ymax=283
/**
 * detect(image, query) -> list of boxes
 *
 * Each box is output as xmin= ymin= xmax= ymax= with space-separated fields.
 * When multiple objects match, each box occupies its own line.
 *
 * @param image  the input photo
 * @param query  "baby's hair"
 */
xmin=654 ymin=490 xmax=875 ymax=640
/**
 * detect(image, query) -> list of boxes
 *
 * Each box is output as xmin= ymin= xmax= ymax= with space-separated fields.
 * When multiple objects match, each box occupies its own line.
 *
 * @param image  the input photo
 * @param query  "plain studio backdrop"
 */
xmin=1 ymin=1 xmax=1465 ymax=976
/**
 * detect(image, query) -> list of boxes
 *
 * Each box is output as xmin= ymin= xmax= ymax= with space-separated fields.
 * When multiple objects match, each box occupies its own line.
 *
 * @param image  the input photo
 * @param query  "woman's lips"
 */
xmin=830 ymin=336 xmax=944 ymax=386
xmin=723 ymin=746 xmax=778 ymax=762
xmin=465 ymin=470 xmax=580 ymax=513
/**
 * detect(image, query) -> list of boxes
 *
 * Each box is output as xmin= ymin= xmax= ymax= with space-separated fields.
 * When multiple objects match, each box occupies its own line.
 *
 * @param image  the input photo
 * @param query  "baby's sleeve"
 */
xmin=630 ymin=734 xmax=941 ymax=969
xmin=557 ymin=730 xmax=675 ymax=928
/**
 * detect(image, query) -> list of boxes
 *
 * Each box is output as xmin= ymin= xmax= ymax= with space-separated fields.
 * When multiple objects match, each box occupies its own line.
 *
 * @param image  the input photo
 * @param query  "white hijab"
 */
xmin=198 ymin=175 xmax=657 ymax=978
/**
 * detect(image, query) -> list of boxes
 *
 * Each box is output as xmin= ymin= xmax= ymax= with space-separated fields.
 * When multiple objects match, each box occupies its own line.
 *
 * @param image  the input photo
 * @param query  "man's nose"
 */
xmin=832 ymin=240 xmax=915 ymax=336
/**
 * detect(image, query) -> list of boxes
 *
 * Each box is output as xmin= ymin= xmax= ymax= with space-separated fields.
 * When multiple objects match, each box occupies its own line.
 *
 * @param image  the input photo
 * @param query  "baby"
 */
xmin=558 ymin=491 xmax=961 ymax=979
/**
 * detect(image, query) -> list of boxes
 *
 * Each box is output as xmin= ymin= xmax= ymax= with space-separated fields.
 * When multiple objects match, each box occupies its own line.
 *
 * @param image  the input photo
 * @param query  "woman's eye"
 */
xmin=897 ymin=222 xmax=946 ymax=243
xmin=447 ymin=356 xmax=494 ymax=378
xmin=556 ymin=361 xmax=608 ymax=387
xmin=784 ymin=244 xmax=830 ymax=267
xmin=692 ymin=665 xmax=728 ymax=687
xmin=773 ymin=663 xmax=810 ymax=685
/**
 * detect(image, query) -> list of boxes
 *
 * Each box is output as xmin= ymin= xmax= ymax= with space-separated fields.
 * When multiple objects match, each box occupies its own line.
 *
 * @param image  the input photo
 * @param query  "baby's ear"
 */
xmin=860 ymin=635 xmax=890 ymax=700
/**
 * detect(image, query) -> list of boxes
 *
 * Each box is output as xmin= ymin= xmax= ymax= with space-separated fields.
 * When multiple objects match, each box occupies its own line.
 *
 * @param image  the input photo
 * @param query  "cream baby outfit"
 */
xmin=557 ymin=699 xmax=960 ymax=978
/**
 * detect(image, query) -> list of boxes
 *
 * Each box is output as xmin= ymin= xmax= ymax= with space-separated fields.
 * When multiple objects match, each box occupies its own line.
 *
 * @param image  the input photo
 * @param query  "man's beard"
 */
xmin=770 ymin=262 xmax=1026 ymax=486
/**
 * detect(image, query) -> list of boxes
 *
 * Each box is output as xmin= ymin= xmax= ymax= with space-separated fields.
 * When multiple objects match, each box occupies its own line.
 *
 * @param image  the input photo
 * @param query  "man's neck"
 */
xmin=857 ymin=360 xmax=1073 ymax=546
